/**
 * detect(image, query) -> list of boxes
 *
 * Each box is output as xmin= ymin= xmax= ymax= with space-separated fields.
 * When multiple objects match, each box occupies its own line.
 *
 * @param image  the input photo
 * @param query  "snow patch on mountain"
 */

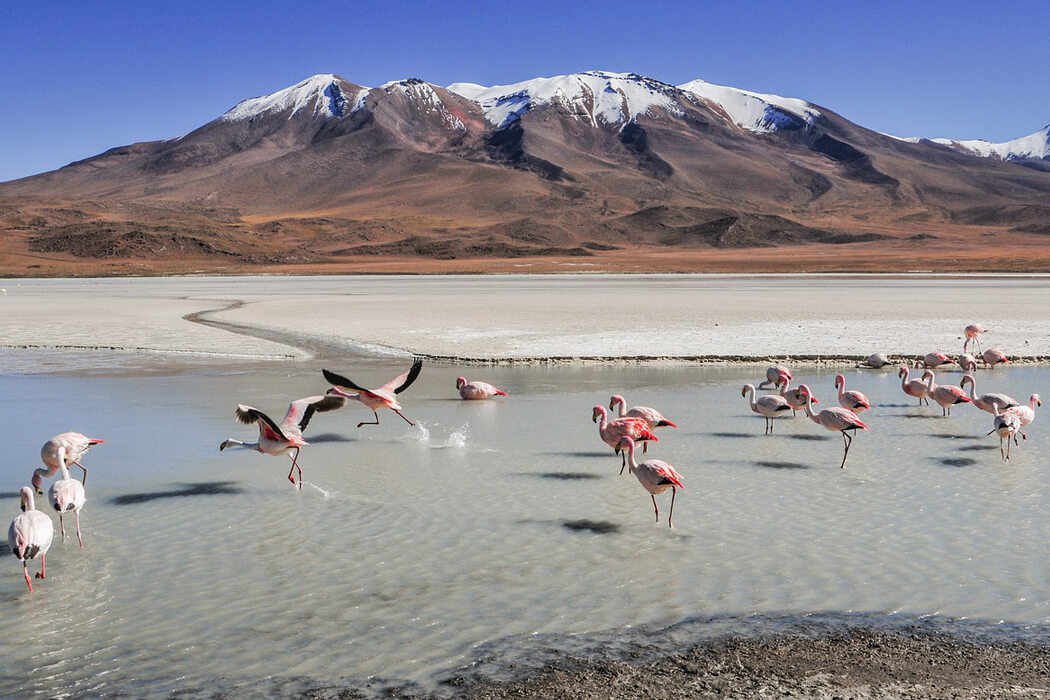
xmin=929 ymin=125 xmax=1050 ymax=161
xmin=448 ymin=71 xmax=682 ymax=128
xmin=221 ymin=74 xmax=365 ymax=122
xmin=382 ymin=79 xmax=467 ymax=131
xmin=678 ymin=79 xmax=819 ymax=133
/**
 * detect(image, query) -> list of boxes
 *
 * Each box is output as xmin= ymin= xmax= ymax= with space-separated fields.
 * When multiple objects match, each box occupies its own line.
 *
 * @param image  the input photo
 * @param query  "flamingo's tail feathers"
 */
xmin=496 ymin=390 xmax=508 ymax=396
xmin=89 ymin=439 xmax=106 ymax=446
xmin=658 ymin=420 xmax=677 ymax=428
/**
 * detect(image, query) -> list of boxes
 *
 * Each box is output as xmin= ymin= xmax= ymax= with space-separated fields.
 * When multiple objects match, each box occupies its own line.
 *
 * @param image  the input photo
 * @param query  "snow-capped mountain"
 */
xmin=220 ymin=74 xmax=368 ymax=122
xmin=677 ymin=78 xmax=820 ymax=133
xmin=926 ymin=125 xmax=1050 ymax=161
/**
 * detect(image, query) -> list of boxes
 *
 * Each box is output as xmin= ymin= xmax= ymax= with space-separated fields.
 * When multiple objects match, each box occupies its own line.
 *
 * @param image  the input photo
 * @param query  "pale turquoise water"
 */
xmin=2 ymin=353 xmax=1049 ymax=697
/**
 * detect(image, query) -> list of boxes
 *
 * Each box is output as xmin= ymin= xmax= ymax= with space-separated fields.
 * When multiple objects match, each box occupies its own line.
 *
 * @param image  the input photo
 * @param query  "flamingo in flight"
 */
xmin=742 ymin=384 xmax=792 ymax=434
xmin=1005 ymin=393 xmax=1041 ymax=441
xmin=592 ymin=405 xmax=657 ymax=473
xmin=48 ymin=463 xmax=86 ymax=549
xmin=796 ymin=384 xmax=868 ymax=469
xmin=219 ymin=394 xmax=346 ymax=490
xmin=922 ymin=370 xmax=972 ymax=416
xmin=32 ymin=432 xmax=105 ymax=494
xmin=982 ymin=348 xmax=1009 ymax=369
xmin=964 ymin=324 xmax=988 ymax=354
xmin=324 ymin=359 xmax=423 ymax=427
xmin=618 ymin=436 xmax=684 ymax=528
xmin=833 ymin=374 xmax=870 ymax=413
xmin=609 ymin=395 xmax=677 ymax=430
xmin=8 ymin=487 xmax=54 ymax=593
xmin=456 ymin=376 xmax=507 ymax=400
xmin=989 ymin=402 xmax=1022 ymax=461
xmin=959 ymin=374 xmax=1018 ymax=415
xmin=898 ymin=365 xmax=930 ymax=406
xmin=758 ymin=365 xmax=792 ymax=390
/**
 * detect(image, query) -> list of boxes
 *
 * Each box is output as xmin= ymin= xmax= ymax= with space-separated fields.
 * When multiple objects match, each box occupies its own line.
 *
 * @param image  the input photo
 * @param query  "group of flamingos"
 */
xmin=7 ymin=324 xmax=1040 ymax=591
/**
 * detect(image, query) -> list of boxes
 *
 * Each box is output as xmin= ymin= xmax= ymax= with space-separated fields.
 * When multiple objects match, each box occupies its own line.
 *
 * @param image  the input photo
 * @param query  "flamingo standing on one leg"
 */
xmin=618 ymin=437 xmax=684 ymax=528
xmin=48 ymin=464 xmax=86 ymax=549
xmin=922 ymin=370 xmax=972 ymax=416
xmin=456 ymin=377 xmax=507 ymax=400
xmin=796 ymin=384 xmax=868 ymax=469
xmin=958 ymin=374 xmax=1018 ymax=415
xmin=742 ymin=384 xmax=793 ymax=434
xmin=323 ymin=359 xmax=423 ymax=427
xmin=982 ymin=348 xmax=1009 ymax=369
xmin=219 ymin=394 xmax=346 ymax=490
xmin=964 ymin=324 xmax=988 ymax=354
xmin=833 ymin=374 xmax=870 ymax=413
xmin=1005 ymin=393 xmax=1041 ymax=441
xmin=758 ymin=365 xmax=792 ymax=390
xmin=609 ymin=395 xmax=677 ymax=430
xmin=898 ymin=365 xmax=930 ymax=406
xmin=989 ymin=402 xmax=1022 ymax=461
xmin=8 ymin=487 xmax=54 ymax=593
xmin=33 ymin=432 xmax=105 ymax=494
xmin=592 ymin=405 xmax=657 ymax=472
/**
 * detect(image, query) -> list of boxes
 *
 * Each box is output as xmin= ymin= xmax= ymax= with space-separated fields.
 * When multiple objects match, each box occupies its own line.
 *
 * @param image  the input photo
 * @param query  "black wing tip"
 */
xmin=395 ymin=357 xmax=425 ymax=394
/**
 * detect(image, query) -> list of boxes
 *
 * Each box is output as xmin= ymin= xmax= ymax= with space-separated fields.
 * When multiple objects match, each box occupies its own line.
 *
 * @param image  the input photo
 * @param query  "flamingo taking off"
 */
xmin=989 ymin=402 xmax=1022 ymax=461
xmin=958 ymin=374 xmax=1018 ymax=415
xmin=48 ymin=463 xmax=86 ymax=549
xmin=8 ymin=487 xmax=54 ymax=593
xmin=982 ymin=348 xmax=1009 ymax=369
xmin=898 ymin=365 xmax=930 ymax=406
xmin=1005 ymin=393 xmax=1041 ymax=440
xmin=796 ymin=384 xmax=868 ymax=469
xmin=323 ymin=359 xmax=423 ymax=427
xmin=833 ymin=374 xmax=871 ymax=412
xmin=922 ymin=370 xmax=972 ymax=416
xmin=33 ymin=432 xmax=105 ymax=494
xmin=964 ymin=324 xmax=988 ymax=354
xmin=609 ymin=395 xmax=677 ymax=430
xmin=219 ymin=394 xmax=346 ymax=490
xmin=915 ymin=352 xmax=952 ymax=369
xmin=758 ymin=365 xmax=792 ymax=389
xmin=742 ymin=384 xmax=793 ymax=434
xmin=617 ymin=436 xmax=684 ymax=528
xmin=456 ymin=377 xmax=507 ymax=400
xmin=592 ymin=405 xmax=657 ymax=472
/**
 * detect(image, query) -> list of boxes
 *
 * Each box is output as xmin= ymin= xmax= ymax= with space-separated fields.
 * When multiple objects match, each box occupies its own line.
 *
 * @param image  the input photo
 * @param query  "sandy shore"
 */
xmin=2 ymin=274 xmax=1050 ymax=363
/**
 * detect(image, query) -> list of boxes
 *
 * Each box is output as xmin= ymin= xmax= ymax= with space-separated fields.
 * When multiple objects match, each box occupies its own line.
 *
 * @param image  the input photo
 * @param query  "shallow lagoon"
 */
xmin=2 ymin=353 xmax=1048 ymax=697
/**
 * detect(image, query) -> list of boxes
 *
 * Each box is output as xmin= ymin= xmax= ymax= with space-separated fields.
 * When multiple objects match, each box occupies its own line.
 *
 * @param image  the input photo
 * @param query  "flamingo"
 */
xmin=219 ymin=394 xmax=346 ymax=490
xmin=898 ymin=365 xmax=930 ymax=406
xmin=964 ymin=323 xmax=988 ymax=354
xmin=323 ymin=359 xmax=423 ymax=427
xmin=796 ymin=384 xmax=868 ymax=469
xmin=8 ymin=487 xmax=54 ymax=593
xmin=32 ymin=432 xmax=105 ymax=494
xmin=592 ymin=405 xmax=657 ymax=472
xmin=857 ymin=353 xmax=891 ymax=369
xmin=48 ymin=463 xmax=86 ymax=549
xmin=922 ymin=370 xmax=971 ymax=416
xmin=982 ymin=348 xmax=1009 ymax=369
xmin=958 ymin=374 xmax=1018 ymax=415
xmin=778 ymin=378 xmax=817 ymax=415
xmin=915 ymin=352 xmax=952 ymax=369
xmin=958 ymin=354 xmax=978 ymax=372
xmin=456 ymin=377 xmax=507 ymax=400
xmin=989 ymin=402 xmax=1022 ymax=461
xmin=758 ymin=365 xmax=792 ymax=389
xmin=833 ymin=374 xmax=871 ymax=412
xmin=609 ymin=395 xmax=677 ymax=430
xmin=617 ymin=436 xmax=684 ymax=528
xmin=742 ymin=384 xmax=793 ymax=434
xmin=1005 ymin=393 xmax=1041 ymax=440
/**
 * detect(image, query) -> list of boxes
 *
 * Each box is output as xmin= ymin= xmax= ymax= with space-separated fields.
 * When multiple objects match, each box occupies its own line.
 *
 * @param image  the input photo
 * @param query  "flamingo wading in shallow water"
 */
xmin=923 ymin=370 xmax=972 ymax=416
xmin=324 ymin=359 xmax=423 ymax=427
xmin=219 ymin=394 xmax=346 ymax=490
xmin=989 ymin=402 xmax=1022 ymax=461
xmin=778 ymin=378 xmax=817 ymax=416
xmin=797 ymin=384 xmax=868 ymax=469
xmin=592 ymin=405 xmax=657 ymax=472
xmin=618 ymin=436 xmax=684 ymax=528
xmin=33 ymin=432 xmax=105 ymax=494
xmin=8 ymin=487 xmax=54 ymax=593
xmin=609 ymin=395 xmax=677 ymax=430
xmin=833 ymin=374 xmax=870 ymax=412
xmin=48 ymin=463 xmax=86 ymax=548
xmin=983 ymin=348 xmax=1009 ymax=369
xmin=898 ymin=365 xmax=930 ymax=406
xmin=456 ymin=377 xmax=507 ymax=400
xmin=758 ymin=365 xmax=792 ymax=390
xmin=742 ymin=384 xmax=792 ymax=434
xmin=959 ymin=374 xmax=1018 ymax=415
xmin=1005 ymin=394 xmax=1041 ymax=441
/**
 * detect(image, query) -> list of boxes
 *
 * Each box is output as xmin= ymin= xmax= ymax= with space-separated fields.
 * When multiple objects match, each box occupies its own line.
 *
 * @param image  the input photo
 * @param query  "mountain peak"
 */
xmin=677 ymin=78 xmax=819 ymax=133
xmin=220 ymin=74 xmax=365 ymax=122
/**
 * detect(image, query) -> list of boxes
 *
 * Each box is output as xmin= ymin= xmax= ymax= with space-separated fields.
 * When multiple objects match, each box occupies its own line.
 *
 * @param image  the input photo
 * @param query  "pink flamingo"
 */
xmin=48 ymin=463 xmax=86 ymax=549
xmin=958 ymin=354 xmax=978 ymax=372
xmin=609 ymin=395 xmax=677 ymax=430
xmin=1005 ymin=393 xmax=1041 ymax=440
xmin=964 ymin=323 xmax=988 ymax=354
xmin=982 ymin=348 xmax=1009 ymax=369
xmin=592 ymin=405 xmax=657 ymax=472
xmin=898 ymin=365 xmax=930 ymax=406
xmin=796 ymin=384 xmax=868 ymax=469
xmin=456 ymin=377 xmax=507 ymax=400
xmin=32 ymin=432 xmax=105 ymax=494
xmin=219 ymin=394 xmax=346 ymax=490
xmin=915 ymin=352 xmax=952 ymax=369
xmin=758 ymin=364 xmax=792 ymax=389
xmin=958 ymin=374 xmax=1018 ymax=415
xmin=8 ymin=487 xmax=54 ymax=593
xmin=833 ymin=374 xmax=870 ymax=412
xmin=922 ymin=370 xmax=972 ymax=416
xmin=989 ymin=402 xmax=1022 ymax=461
xmin=778 ymin=378 xmax=818 ymax=415
xmin=617 ymin=436 xmax=684 ymax=528
xmin=323 ymin=359 xmax=423 ymax=427
xmin=742 ymin=384 xmax=793 ymax=434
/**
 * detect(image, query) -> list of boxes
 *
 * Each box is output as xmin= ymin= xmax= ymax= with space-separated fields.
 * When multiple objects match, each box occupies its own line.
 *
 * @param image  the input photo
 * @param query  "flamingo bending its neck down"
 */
xmin=33 ymin=432 xmax=105 ymax=494
xmin=964 ymin=324 xmax=988 ymax=354
xmin=922 ymin=370 xmax=971 ymax=416
xmin=324 ymin=359 xmax=423 ymax=427
xmin=958 ymin=354 xmax=978 ymax=372
xmin=48 ymin=464 xmax=86 ymax=548
xmin=758 ymin=365 xmax=792 ymax=389
xmin=219 ymin=394 xmax=346 ymax=490
xmin=742 ymin=384 xmax=793 ymax=434
xmin=958 ymin=374 xmax=1018 ymax=416
xmin=618 ymin=436 xmax=684 ymax=528
xmin=833 ymin=374 xmax=870 ymax=412
xmin=857 ymin=353 xmax=891 ymax=369
xmin=797 ymin=384 xmax=868 ymax=469
xmin=915 ymin=352 xmax=951 ymax=369
xmin=609 ymin=395 xmax=677 ymax=430
xmin=898 ymin=365 xmax=930 ymax=406
xmin=8 ymin=487 xmax=54 ymax=593
xmin=592 ymin=405 xmax=657 ymax=473
xmin=456 ymin=377 xmax=507 ymax=400
xmin=989 ymin=402 xmax=1022 ymax=461
xmin=983 ymin=348 xmax=1008 ymax=369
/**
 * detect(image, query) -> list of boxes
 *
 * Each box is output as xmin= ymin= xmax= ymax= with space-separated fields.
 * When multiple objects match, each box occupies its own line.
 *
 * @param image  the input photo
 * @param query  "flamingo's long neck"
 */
xmin=836 ymin=376 xmax=846 ymax=401
xmin=962 ymin=376 xmax=977 ymax=401
xmin=744 ymin=385 xmax=759 ymax=412
xmin=58 ymin=463 xmax=72 ymax=481
xmin=624 ymin=439 xmax=639 ymax=474
xmin=924 ymin=372 xmax=936 ymax=391
xmin=802 ymin=390 xmax=817 ymax=420
xmin=899 ymin=369 xmax=910 ymax=391
xmin=612 ymin=397 xmax=626 ymax=418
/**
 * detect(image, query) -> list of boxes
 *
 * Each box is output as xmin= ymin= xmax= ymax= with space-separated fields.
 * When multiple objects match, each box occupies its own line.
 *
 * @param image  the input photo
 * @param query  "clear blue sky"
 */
xmin=1 ymin=0 xmax=1047 ymax=183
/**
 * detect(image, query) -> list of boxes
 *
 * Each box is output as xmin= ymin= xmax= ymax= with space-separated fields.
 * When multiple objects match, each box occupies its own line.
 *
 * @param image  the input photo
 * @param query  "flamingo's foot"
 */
xmin=35 ymin=572 xmax=45 ymax=579
xmin=288 ymin=474 xmax=296 ymax=484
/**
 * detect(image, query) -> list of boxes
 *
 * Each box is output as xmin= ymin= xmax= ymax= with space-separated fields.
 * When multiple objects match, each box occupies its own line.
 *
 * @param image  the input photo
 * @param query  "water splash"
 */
xmin=444 ymin=424 xmax=469 ymax=448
